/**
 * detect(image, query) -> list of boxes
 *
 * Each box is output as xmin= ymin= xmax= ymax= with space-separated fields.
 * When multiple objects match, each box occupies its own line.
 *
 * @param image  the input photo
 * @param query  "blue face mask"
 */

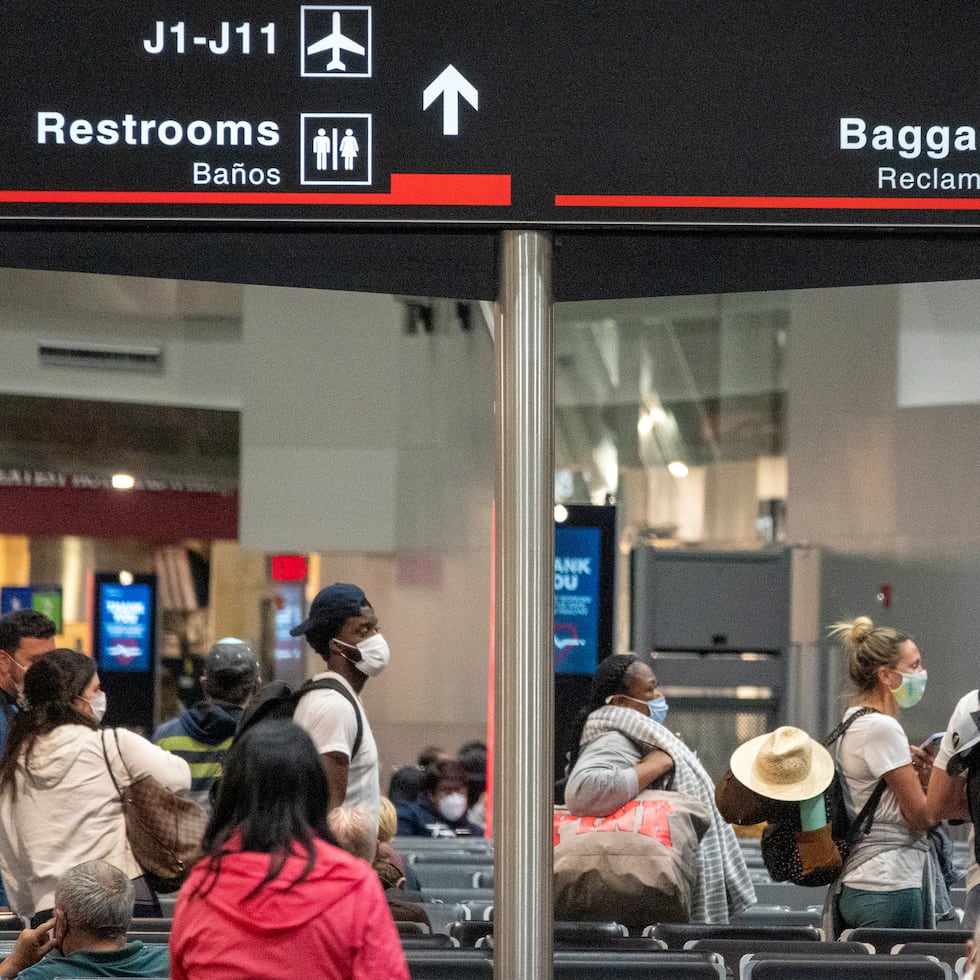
xmin=606 ymin=693 xmax=668 ymax=724
xmin=648 ymin=695 xmax=669 ymax=725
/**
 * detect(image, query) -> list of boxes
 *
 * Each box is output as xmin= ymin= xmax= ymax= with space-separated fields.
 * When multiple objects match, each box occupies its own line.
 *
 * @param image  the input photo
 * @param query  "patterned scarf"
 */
xmin=581 ymin=705 xmax=756 ymax=923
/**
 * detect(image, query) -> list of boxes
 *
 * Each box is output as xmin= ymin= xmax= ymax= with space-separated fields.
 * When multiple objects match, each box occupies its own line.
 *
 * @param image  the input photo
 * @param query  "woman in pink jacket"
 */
xmin=170 ymin=720 xmax=409 ymax=980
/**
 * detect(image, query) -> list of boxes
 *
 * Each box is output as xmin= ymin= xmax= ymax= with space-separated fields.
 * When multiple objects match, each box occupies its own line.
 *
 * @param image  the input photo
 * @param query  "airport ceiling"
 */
xmin=0 ymin=271 xmax=789 ymax=490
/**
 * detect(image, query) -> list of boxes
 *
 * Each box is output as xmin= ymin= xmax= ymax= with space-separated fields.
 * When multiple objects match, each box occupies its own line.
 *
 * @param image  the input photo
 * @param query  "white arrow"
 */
xmin=422 ymin=64 xmax=478 ymax=136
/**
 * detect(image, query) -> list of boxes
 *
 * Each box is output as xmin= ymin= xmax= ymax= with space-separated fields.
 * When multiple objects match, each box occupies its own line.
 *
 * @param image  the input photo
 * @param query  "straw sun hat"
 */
xmin=729 ymin=726 xmax=835 ymax=802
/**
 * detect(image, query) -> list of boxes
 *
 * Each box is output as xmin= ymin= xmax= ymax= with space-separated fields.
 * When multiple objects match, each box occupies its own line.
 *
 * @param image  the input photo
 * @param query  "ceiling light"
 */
xmin=118 ymin=570 xmax=134 ymax=586
xmin=111 ymin=473 xmax=136 ymax=490
xmin=554 ymin=504 xmax=569 ymax=523
xmin=667 ymin=461 xmax=689 ymax=478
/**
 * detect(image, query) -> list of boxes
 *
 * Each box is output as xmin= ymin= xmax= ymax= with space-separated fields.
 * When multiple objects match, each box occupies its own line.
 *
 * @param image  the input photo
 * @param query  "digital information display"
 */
xmin=0 ymin=587 xmax=63 ymax=631
xmin=0 ymin=588 xmax=33 ymax=616
xmin=3 ymin=3 xmax=980 ymax=228
xmin=98 ymin=582 xmax=153 ymax=673
xmin=554 ymin=526 xmax=602 ymax=675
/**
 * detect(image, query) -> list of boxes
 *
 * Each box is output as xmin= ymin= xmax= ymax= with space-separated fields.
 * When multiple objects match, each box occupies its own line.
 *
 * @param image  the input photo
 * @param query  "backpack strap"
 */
xmin=825 ymin=707 xmax=886 ymax=843
xmin=822 ymin=706 xmax=878 ymax=747
xmin=848 ymin=775 xmax=887 ymax=842
xmin=296 ymin=678 xmax=364 ymax=759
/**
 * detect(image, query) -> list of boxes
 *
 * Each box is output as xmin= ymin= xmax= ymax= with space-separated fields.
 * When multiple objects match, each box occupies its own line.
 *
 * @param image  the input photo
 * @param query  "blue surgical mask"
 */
xmin=648 ymin=695 xmax=669 ymax=725
xmin=606 ymin=693 xmax=667 ymax=723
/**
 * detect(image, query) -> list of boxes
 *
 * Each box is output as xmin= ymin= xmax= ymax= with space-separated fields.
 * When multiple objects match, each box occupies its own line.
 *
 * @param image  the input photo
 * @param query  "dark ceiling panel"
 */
xmin=0 ymin=394 xmax=238 ymax=488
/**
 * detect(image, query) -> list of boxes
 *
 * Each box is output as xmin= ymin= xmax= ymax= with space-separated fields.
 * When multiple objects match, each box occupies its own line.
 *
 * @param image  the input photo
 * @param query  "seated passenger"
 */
xmin=458 ymin=740 xmax=488 ymax=833
xmin=0 ymin=860 xmax=170 ymax=979
xmin=395 ymin=759 xmax=485 ymax=838
xmin=563 ymin=653 xmax=755 ymax=923
xmin=374 ymin=797 xmax=419 ymax=892
xmin=417 ymin=745 xmax=451 ymax=769
xmin=388 ymin=765 xmax=425 ymax=805
xmin=170 ymin=720 xmax=409 ymax=980
xmin=328 ymin=805 xmax=375 ymax=862
xmin=330 ymin=804 xmax=430 ymax=928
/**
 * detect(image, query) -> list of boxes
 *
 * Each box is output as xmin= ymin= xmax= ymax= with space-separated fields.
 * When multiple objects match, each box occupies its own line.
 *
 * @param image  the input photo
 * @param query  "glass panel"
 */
xmin=555 ymin=292 xmax=789 ymax=548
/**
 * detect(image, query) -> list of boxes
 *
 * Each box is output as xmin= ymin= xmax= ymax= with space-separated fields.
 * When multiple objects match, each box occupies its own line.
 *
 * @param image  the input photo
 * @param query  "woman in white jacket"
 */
xmin=0 ymin=648 xmax=190 ymax=924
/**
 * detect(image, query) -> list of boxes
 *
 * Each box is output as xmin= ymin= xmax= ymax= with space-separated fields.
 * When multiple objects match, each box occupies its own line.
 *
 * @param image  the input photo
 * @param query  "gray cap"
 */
xmin=204 ymin=638 xmax=259 ymax=682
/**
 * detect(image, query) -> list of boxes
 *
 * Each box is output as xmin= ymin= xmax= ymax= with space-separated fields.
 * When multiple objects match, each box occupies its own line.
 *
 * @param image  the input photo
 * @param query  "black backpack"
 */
xmin=235 ymin=677 xmax=363 ymax=757
xmin=761 ymin=707 xmax=886 ymax=886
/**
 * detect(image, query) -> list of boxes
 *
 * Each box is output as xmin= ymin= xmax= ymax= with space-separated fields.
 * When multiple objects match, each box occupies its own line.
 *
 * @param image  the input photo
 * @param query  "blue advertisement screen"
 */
xmin=1 ymin=587 xmax=33 ymax=615
xmin=99 ymin=583 xmax=152 ymax=673
xmin=554 ymin=526 xmax=601 ymax=674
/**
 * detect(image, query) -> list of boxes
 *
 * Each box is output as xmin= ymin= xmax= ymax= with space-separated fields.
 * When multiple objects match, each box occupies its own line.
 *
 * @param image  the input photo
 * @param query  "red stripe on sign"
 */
xmin=554 ymin=194 xmax=980 ymax=211
xmin=389 ymin=173 xmax=511 ymax=205
xmin=0 ymin=174 xmax=511 ymax=207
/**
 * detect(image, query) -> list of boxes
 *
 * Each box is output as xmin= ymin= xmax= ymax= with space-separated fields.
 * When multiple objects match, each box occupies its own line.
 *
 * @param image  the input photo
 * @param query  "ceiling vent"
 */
xmin=38 ymin=341 xmax=164 ymax=373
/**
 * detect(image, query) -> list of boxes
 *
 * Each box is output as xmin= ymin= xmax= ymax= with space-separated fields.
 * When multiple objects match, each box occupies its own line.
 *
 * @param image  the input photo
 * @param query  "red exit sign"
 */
xmin=271 ymin=554 xmax=308 ymax=582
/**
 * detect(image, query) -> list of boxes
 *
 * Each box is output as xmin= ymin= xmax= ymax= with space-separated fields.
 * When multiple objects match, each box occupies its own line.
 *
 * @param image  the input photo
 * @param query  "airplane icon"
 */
xmin=306 ymin=11 xmax=365 ymax=71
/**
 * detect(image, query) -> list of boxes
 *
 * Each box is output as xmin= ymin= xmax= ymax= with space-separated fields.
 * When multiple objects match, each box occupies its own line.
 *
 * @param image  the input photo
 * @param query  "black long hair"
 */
xmin=566 ymin=653 xmax=643 ymax=772
xmin=0 ymin=648 xmax=97 ymax=799
xmin=193 ymin=719 xmax=336 ymax=900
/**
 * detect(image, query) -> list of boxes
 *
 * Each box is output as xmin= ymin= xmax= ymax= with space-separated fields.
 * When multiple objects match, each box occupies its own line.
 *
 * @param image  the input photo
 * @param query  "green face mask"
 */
xmin=890 ymin=668 xmax=927 ymax=708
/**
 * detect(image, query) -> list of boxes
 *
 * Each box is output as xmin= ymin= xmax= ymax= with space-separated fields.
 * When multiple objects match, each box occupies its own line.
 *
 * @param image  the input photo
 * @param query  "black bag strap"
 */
xmin=296 ymin=677 xmax=364 ymax=759
xmin=824 ymin=707 xmax=886 ymax=843
xmin=848 ymin=775 xmax=887 ymax=842
xmin=823 ymin=706 xmax=878 ymax=747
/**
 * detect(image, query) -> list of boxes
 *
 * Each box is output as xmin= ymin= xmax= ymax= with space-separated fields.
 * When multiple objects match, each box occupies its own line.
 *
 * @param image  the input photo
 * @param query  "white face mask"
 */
xmin=3 ymin=651 xmax=26 ymax=694
xmin=336 ymin=633 xmax=390 ymax=677
xmin=77 ymin=691 xmax=107 ymax=723
xmin=438 ymin=792 xmax=468 ymax=823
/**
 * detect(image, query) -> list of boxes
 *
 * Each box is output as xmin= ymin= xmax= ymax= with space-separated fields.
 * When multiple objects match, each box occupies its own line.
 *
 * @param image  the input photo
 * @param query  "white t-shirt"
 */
xmin=292 ymin=670 xmax=380 ymax=839
xmin=837 ymin=707 xmax=924 ymax=891
xmin=934 ymin=690 xmax=980 ymax=890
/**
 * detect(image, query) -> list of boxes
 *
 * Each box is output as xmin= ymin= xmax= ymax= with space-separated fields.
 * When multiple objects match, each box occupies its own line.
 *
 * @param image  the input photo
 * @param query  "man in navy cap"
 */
xmin=289 ymin=583 xmax=389 ymax=846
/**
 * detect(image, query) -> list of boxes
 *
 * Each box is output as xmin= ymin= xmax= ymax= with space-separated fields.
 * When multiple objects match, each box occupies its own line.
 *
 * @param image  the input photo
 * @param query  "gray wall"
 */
xmin=239 ymin=288 xmax=495 ymax=773
xmin=788 ymin=283 xmax=980 ymax=738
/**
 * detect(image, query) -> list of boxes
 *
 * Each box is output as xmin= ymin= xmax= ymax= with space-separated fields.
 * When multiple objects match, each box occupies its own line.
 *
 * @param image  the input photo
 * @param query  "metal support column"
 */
xmin=494 ymin=230 xmax=554 ymax=980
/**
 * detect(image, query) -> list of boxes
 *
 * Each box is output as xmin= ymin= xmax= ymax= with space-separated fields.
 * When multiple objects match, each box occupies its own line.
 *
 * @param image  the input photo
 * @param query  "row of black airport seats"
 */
xmin=402 ymin=948 xmax=957 ymax=979
xmin=0 ymin=921 xmax=966 ymax=978
xmin=399 ymin=921 xmax=974 ymax=973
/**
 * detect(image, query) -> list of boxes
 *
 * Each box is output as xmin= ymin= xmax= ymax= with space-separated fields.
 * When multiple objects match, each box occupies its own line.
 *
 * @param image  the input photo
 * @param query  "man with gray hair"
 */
xmin=0 ymin=861 xmax=168 ymax=978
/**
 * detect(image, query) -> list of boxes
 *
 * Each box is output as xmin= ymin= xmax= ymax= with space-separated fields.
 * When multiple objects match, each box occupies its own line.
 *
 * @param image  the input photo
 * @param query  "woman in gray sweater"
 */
xmin=563 ymin=653 xmax=755 ymax=923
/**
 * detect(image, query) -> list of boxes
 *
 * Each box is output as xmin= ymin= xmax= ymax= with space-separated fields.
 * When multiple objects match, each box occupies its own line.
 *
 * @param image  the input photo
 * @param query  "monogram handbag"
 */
xmin=101 ymin=729 xmax=209 ymax=893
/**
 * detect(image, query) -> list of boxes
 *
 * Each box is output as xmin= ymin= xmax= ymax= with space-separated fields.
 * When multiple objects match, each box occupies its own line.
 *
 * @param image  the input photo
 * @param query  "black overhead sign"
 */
xmin=3 ymin=2 xmax=980 ymax=229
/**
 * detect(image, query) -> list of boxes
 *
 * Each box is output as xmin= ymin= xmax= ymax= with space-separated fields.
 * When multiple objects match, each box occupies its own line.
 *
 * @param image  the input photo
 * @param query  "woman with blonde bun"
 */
xmin=828 ymin=615 xmax=935 ymax=931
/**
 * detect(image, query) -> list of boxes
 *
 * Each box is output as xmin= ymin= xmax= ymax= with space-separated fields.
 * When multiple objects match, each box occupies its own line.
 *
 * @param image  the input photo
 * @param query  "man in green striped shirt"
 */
xmin=153 ymin=638 xmax=260 ymax=808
